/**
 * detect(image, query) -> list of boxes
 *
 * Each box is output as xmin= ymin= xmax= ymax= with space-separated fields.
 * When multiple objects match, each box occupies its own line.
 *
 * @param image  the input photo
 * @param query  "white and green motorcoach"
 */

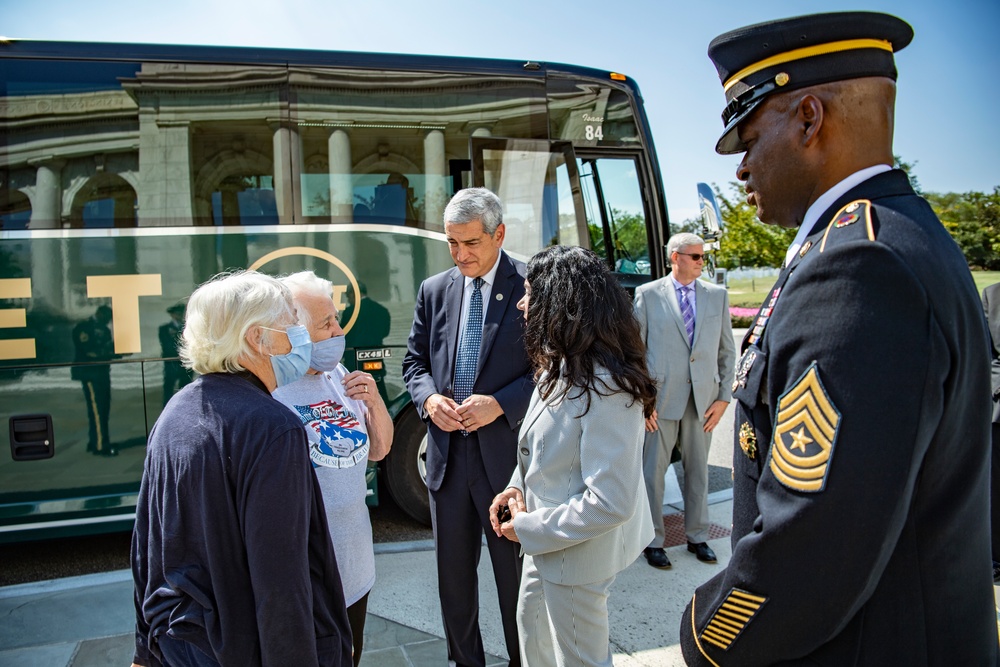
xmin=0 ymin=39 xmax=675 ymax=542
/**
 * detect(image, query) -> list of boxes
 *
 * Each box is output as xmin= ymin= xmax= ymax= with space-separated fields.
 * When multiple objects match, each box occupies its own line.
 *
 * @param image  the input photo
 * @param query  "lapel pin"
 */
xmin=496 ymin=293 xmax=503 ymax=300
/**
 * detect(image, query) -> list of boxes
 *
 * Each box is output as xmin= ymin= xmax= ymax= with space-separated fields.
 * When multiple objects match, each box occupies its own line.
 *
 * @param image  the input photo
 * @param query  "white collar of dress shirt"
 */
xmin=464 ymin=250 xmax=503 ymax=290
xmin=784 ymin=164 xmax=892 ymax=267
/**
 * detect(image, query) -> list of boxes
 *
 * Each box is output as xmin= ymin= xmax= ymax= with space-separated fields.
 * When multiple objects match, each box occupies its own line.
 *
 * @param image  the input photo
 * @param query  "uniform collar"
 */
xmin=784 ymin=164 xmax=892 ymax=266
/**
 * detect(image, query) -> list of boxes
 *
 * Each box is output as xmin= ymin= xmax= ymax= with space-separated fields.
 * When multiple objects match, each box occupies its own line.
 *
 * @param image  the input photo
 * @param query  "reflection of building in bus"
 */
xmin=0 ymin=59 xmax=645 ymax=328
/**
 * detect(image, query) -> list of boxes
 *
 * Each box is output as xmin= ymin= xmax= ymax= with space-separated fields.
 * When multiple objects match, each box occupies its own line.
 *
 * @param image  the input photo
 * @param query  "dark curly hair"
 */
xmin=523 ymin=245 xmax=656 ymax=417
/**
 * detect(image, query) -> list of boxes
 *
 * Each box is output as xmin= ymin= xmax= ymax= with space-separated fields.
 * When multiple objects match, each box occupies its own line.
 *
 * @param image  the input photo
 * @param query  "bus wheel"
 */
xmin=384 ymin=406 xmax=431 ymax=525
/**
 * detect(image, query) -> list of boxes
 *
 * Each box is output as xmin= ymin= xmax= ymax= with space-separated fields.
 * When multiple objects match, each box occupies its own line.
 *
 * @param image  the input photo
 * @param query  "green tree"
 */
xmin=894 ymin=154 xmax=922 ymax=194
xmin=712 ymin=182 xmax=795 ymax=270
xmin=935 ymin=187 xmax=1000 ymax=269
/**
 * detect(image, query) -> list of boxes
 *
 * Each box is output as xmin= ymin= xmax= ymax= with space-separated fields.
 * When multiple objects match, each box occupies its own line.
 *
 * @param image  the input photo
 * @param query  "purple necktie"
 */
xmin=679 ymin=285 xmax=695 ymax=346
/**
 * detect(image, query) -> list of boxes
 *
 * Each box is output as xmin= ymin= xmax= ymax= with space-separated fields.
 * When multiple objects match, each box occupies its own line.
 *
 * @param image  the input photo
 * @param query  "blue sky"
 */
xmin=6 ymin=0 xmax=997 ymax=223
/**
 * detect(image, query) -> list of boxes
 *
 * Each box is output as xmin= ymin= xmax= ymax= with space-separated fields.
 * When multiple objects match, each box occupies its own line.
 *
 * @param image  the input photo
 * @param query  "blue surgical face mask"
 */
xmin=263 ymin=324 xmax=313 ymax=387
xmin=309 ymin=335 xmax=345 ymax=372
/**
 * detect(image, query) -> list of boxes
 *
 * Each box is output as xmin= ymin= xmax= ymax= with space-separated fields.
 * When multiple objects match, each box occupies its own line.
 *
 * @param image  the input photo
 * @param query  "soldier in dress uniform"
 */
xmin=342 ymin=281 xmax=391 ymax=399
xmin=159 ymin=303 xmax=193 ymax=406
xmin=72 ymin=304 xmax=117 ymax=456
xmin=681 ymin=12 xmax=998 ymax=665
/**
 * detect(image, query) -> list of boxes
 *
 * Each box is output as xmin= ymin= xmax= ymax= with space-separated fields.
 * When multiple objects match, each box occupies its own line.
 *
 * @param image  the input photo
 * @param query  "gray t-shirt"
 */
xmin=272 ymin=367 xmax=375 ymax=606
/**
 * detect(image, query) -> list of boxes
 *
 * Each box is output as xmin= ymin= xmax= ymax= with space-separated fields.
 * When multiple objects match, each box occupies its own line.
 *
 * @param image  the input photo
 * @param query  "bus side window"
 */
xmin=579 ymin=157 xmax=651 ymax=275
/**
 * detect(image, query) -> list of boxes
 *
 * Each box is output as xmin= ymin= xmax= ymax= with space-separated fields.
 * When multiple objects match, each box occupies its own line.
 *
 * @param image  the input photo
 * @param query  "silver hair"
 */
xmin=443 ymin=187 xmax=503 ymax=235
xmin=280 ymin=270 xmax=334 ymax=329
xmin=667 ymin=232 xmax=705 ymax=258
xmin=179 ymin=270 xmax=295 ymax=375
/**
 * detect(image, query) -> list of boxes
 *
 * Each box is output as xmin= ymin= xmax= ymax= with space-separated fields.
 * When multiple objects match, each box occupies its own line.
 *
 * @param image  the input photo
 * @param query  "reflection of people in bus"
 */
xmin=342 ymin=281 xmax=391 ymax=397
xmin=370 ymin=172 xmax=417 ymax=224
xmin=158 ymin=303 xmax=193 ymax=406
xmin=131 ymin=271 xmax=352 ymax=667
xmin=71 ymin=305 xmax=116 ymax=457
xmin=274 ymin=271 xmax=393 ymax=667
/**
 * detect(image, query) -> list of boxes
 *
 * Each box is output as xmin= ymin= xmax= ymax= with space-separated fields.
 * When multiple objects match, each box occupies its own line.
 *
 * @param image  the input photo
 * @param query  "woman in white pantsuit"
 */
xmin=489 ymin=246 xmax=656 ymax=667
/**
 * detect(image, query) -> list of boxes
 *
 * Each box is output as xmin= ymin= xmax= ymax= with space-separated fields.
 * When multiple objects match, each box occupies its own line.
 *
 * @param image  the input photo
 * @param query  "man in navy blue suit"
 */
xmin=403 ymin=188 xmax=532 ymax=667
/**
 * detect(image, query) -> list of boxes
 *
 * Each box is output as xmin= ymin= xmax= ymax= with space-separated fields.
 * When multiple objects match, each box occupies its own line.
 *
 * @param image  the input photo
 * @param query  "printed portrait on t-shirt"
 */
xmin=291 ymin=399 xmax=370 ymax=468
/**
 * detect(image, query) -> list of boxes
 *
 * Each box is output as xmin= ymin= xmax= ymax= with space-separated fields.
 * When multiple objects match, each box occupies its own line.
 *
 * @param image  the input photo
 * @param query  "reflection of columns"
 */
xmin=29 ymin=159 xmax=65 ymax=229
xmin=271 ymin=122 xmax=303 ymax=224
xmin=423 ymin=129 xmax=447 ymax=226
xmin=471 ymin=126 xmax=494 ymax=193
xmin=328 ymin=129 xmax=353 ymax=219
xmin=137 ymin=119 xmax=194 ymax=226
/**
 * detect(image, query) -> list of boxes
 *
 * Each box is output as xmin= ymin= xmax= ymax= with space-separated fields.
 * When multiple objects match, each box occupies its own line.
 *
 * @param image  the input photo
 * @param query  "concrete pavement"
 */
xmin=0 ymin=488 xmax=733 ymax=667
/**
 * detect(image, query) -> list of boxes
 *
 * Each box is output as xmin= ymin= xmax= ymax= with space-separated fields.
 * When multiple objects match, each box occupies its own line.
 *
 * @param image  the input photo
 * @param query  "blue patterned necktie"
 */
xmin=454 ymin=278 xmax=483 ymax=416
xmin=679 ymin=284 xmax=695 ymax=346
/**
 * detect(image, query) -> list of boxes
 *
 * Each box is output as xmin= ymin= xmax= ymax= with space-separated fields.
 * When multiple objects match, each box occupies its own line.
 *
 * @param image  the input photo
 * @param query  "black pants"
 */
xmin=991 ymin=423 xmax=1000 ymax=562
xmin=429 ymin=432 xmax=522 ymax=667
xmin=80 ymin=377 xmax=111 ymax=454
xmin=347 ymin=590 xmax=369 ymax=667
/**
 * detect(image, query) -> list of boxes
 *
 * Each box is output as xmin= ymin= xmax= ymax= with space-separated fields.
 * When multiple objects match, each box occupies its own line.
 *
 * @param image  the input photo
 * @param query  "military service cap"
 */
xmin=708 ymin=11 xmax=913 ymax=154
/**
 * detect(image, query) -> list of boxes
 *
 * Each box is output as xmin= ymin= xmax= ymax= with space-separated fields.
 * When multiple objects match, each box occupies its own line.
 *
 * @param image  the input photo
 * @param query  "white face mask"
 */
xmin=309 ymin=335 xmax=346 ymax=372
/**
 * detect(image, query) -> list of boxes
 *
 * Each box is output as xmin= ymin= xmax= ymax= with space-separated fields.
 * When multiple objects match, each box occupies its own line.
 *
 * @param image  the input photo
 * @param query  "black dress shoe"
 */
xmin=688 ymin=541 xmax=717 ymax=564
xmin=643 ymin=547 xmax=672 ymax=569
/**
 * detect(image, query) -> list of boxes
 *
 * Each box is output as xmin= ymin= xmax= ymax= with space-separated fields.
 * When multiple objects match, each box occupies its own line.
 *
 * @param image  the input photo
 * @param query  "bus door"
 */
xmin=470 ymin=138 xmax=587 ymax=260
xmin=470 ymin=138 xmax=653 ymax=289
xmin=575 ymin=153 xmax=655 ymax=291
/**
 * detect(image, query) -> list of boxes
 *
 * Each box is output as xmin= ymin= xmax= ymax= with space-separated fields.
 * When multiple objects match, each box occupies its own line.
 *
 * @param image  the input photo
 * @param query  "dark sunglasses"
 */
xmin=676 ymin=252 xmax=706 ymax=261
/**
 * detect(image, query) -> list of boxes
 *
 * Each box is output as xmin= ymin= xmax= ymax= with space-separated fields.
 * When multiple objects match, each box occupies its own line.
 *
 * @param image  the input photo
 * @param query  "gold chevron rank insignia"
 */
xmin=699 ymin=588 xmax=768 ymax=651
xmin=769 ymin=363 xmax=841 ymax=493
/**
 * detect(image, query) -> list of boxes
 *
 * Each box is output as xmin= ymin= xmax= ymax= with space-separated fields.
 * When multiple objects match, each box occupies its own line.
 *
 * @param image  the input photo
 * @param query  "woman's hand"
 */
xmin=489 ymin=487 xmax=525 ymax=542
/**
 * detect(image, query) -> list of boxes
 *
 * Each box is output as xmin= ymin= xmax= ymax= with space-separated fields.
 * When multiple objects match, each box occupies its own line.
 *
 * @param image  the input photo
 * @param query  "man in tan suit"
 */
xmin=634 ymin=233 xmax=735 ymax=569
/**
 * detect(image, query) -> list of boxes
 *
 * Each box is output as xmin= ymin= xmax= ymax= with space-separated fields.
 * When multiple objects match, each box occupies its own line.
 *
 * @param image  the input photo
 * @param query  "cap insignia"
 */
xmin=769 ymin=363 xmax=840 ymax=493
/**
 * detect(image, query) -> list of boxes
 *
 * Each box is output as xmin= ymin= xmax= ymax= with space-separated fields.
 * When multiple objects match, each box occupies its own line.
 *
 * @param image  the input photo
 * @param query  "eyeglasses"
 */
xmin=676 ymin=252 xmax=706 ymax=261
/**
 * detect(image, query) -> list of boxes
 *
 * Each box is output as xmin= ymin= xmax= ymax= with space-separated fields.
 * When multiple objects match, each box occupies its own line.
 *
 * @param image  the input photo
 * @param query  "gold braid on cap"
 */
xmin=724 ymin=38 xmax=893 ymax=92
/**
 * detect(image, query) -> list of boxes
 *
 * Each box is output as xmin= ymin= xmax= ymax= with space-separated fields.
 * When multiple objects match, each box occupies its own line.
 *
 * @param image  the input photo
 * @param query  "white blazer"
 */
xmin=507 ymin=370 xmax=653 ymax=585
xmin=633 ymin=277 xmax=736 ymax=420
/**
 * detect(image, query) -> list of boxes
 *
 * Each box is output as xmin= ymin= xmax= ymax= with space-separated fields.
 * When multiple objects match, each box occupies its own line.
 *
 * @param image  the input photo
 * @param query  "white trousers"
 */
xmin=516 ymin=554 xmax=615 ymax=667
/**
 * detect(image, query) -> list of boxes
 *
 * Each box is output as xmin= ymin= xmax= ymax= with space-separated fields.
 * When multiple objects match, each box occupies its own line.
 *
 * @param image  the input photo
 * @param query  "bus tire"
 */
xmin=384 ymin=405 xmax=432 ymax=526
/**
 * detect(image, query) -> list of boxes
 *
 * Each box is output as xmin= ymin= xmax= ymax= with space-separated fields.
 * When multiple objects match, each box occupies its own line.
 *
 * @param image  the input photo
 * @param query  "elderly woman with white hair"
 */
xmin=273 ymin=270 xmax=393 ymax=667
xmin=131 ymin=270 xmax=352 ymax=667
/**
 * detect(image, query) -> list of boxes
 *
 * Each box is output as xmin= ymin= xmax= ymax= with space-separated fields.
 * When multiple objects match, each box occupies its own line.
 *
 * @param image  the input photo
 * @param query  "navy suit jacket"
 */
xmin=403 ymin=251 xmax=534 ymax=493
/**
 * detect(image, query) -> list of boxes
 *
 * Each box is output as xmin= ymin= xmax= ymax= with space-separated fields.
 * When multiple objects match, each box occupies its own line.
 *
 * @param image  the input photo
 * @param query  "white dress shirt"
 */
xmin=457 ymin=251 xmax=503 ymax=347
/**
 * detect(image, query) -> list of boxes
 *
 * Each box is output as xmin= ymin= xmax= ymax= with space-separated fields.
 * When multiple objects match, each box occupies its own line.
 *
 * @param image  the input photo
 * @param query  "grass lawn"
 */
xmin=724 ymin=270 xmax=1000 ymax=310
xmin=972 ymin=271 xmax=1000 ymax=295
xmin=724 ymin=275 xmax=776 ymax=307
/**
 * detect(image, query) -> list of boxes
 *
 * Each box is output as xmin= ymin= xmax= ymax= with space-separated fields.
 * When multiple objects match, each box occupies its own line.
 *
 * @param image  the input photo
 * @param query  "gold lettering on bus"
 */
xmin=86 ymin=274 xmax=163 ymax=354
xmin=248 ymin=247 xmax=361 ymax=334
xmin=0 ymin=278 xmax=36 ymax=361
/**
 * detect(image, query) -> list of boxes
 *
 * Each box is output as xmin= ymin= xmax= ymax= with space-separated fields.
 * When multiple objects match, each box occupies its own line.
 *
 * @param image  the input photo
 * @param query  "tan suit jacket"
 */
xmin=634 ymin=277 xmax=735 ymax=419
xmin=507 ymin=370 xmax=653 ymax=585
